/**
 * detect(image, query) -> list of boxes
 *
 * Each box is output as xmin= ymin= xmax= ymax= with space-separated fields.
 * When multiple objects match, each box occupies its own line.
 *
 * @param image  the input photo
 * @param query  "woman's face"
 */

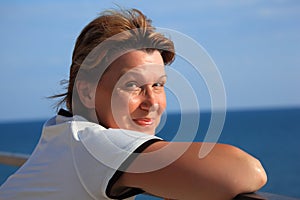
xmin=95 ymin=50 xmax=167 ymax=135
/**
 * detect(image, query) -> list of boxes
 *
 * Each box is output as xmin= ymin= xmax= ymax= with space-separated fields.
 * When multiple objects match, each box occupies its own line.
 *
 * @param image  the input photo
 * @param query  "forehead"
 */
xmin=105 ymin=50 xmax=166 ymax=80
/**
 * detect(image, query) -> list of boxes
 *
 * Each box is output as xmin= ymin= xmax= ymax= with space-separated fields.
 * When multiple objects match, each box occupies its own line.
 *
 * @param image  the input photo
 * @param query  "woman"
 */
xmin=0 ymin=8 xmax=267 ymax=200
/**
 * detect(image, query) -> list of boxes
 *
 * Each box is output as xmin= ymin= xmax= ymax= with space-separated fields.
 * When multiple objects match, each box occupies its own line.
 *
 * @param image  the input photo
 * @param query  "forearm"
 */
xmin=117 ymin=142 xmax=267 ymax=200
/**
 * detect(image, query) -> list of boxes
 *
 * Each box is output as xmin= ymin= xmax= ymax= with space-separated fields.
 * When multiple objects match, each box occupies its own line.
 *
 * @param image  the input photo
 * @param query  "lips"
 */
xmin=132 ymin=118 xmax=154 ymax=126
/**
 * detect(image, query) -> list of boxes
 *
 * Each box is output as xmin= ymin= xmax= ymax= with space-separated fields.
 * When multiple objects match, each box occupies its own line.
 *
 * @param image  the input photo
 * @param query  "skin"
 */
xmin=76 ymin=50 xmax=267 ymax=200
xmin=118 ymin=142 xmax=267 ymax=200
xmin=95 ymin=50 xmax=167 ymax=135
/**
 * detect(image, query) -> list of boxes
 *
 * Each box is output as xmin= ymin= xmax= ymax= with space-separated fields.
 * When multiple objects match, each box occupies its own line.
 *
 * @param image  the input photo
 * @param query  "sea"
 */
xmin=0 ymin=107 xmax=299 ymax=199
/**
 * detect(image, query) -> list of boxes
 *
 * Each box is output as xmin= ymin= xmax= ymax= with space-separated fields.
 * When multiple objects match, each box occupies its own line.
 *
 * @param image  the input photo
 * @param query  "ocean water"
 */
xmin=0 ymin=108 xmax=299 ymax=199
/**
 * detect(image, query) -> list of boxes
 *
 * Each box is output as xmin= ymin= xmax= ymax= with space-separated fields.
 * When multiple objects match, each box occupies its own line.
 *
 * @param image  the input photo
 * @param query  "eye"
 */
xmin=124 ymin=81 xmax=140 ymax=91
xmin=153 ymin=81 xmax=165 ymax=88
xmin=152 ymin=82 xmax=165 ymax=92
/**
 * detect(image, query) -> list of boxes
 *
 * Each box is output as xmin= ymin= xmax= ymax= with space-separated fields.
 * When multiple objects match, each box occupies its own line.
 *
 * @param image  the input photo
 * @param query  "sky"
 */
xmin=0 ymin=0 xmax=299 ymax=121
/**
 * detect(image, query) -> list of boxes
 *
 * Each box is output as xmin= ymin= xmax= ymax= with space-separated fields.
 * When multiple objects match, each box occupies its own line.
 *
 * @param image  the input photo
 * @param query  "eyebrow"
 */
xmin=118 ymin=70 xmax=167 ymax=80
xmin=158 ymin=75 xmax=168 ymax=80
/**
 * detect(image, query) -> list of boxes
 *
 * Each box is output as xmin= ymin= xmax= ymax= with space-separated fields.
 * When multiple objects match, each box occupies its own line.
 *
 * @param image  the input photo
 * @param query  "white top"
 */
xmin=0 ymin=110 xmax=162 ymax=200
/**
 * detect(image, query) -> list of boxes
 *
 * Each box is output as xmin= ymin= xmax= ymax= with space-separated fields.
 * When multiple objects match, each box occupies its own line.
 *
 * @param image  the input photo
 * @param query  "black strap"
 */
xmin=58 ymin=109 xmax=73 ymax=117
xmin=106 ymin=138 xmax=163 ymax=199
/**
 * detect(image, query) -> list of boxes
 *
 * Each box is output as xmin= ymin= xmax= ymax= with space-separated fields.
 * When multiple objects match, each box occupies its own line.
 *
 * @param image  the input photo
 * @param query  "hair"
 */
xmin=51 ymin=8 xmax=175 ymax=114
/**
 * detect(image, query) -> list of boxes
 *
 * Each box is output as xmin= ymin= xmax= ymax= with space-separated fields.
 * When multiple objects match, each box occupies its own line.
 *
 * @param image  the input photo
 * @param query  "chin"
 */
xmin=129 ymin=125 xmax=156 ymax=135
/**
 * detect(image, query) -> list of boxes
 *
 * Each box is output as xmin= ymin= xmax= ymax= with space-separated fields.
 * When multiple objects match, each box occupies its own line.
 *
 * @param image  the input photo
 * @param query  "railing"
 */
xmin=234 ymin=192 xmax=300 ymax=200
xmin=0 ymin=151 xmax=29 ymax=167
xmin=0 ymin=152 xmax=299 ymax=200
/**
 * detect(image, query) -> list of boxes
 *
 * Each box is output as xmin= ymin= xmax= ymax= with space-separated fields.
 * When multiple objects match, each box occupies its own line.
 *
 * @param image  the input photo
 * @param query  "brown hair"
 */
xmin=52 ymin=8 xmax=175 ymax=114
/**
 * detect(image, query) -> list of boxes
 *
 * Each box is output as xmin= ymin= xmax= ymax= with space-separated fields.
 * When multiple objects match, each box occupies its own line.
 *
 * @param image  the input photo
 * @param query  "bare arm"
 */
xmin=115 ymin=142 xmax=267 ymax=200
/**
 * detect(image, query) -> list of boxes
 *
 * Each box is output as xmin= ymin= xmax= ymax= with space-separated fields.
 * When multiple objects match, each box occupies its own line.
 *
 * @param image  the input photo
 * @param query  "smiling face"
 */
xmin=95 ymin=50 xmax=167 ymax=135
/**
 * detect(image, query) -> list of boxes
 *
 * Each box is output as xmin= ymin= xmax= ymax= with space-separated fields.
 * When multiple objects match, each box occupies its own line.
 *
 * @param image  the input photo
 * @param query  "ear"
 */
xmin=75 ymin=80 xmax=96 ymax=109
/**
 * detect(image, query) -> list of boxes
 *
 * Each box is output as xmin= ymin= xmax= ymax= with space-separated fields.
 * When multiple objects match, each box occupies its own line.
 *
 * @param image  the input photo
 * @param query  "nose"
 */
xmin=139 ymin=85 xmax=158 ymax=111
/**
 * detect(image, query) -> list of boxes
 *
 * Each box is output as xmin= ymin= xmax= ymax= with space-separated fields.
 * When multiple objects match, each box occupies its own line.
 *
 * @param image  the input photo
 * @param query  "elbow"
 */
xmin=250 ymin=157 xmax=268 ymax=191
xmin=229 ymin=146 xmax=268 ymax=196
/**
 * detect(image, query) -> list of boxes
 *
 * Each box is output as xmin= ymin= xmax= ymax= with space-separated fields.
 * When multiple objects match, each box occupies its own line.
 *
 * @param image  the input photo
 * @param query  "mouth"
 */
xmin=132 ymin=118 xmax=155 ymax=126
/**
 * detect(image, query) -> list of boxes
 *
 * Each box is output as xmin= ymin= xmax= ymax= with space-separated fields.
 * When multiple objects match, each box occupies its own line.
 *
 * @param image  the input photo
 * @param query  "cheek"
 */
xmin=157 ymin=93 xmax=167 ymax=112
xmin=95 ymin=88 xmax=112 ymax=123
xmin=127 ymin=96 xmax=142 ymax=114
xmin=111 ymin=90 xmax=134 ymax=114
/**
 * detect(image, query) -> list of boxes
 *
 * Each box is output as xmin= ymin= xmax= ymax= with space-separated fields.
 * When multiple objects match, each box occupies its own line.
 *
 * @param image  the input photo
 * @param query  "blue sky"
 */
xmin=0 ymin=0 xmax=299 ymax=121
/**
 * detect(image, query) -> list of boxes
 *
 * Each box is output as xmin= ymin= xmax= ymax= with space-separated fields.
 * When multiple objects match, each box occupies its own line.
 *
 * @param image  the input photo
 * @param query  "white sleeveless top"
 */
xmin=0 ymin=111 xmax=162 ymax=200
